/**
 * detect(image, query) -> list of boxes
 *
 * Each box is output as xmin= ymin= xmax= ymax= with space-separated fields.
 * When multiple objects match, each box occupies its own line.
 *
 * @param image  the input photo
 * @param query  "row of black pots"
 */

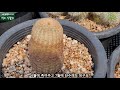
xmin=38 ymin=12 xmax=120 ymax=50
xmin=0 ymin=12 xmax=119 ymax=78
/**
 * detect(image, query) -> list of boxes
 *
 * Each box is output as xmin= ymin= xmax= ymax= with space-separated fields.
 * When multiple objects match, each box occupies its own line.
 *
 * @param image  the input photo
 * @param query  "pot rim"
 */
xmin=107 ymin=45 xmax=120 ymax=78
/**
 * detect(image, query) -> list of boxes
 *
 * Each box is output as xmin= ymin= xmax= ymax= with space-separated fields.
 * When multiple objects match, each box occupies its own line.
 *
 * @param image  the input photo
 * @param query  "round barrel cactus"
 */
xmin=28 ymin=18 xmax=63 ymax=74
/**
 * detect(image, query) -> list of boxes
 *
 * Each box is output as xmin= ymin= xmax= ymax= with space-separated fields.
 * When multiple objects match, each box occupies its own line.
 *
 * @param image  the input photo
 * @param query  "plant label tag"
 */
xmin=0 ymin=12 xmax=16 ymax=22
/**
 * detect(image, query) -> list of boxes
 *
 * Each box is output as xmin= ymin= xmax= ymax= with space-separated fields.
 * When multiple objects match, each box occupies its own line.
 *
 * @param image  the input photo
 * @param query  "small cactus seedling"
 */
xmin=28 ymin=18 xmax=63 ymax=74
xmin=92 ymin=12 xmax=120 ymax=25
xmin=68 ymin=12 xmax=89 ymax=21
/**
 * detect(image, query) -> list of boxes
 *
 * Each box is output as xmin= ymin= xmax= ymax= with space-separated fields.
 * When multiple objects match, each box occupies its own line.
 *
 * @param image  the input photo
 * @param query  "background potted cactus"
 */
xmin=39 ymin=12 xmax=120 ymax=52
xmin=91 ymin=12 xmax=120 ymax=26
xmin=0 ymin=18 xmax=107 ymax=78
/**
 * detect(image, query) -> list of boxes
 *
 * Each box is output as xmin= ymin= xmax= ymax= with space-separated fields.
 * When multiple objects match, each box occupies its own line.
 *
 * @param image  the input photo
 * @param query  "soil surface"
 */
xmin=2 ymin=34 xmax=94 ymax=78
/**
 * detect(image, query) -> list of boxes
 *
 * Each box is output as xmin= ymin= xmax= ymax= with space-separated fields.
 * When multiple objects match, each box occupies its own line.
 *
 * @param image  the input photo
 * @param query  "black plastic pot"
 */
xmin=107 ymin=45 xmax=120 ymax=78
xmin=0 ymin=19 xmax=107 ymax=78
xmin=0 ymin=12 xmax=36 ymax=36
xmin=39 ymin=12 xmax=120 ymax=49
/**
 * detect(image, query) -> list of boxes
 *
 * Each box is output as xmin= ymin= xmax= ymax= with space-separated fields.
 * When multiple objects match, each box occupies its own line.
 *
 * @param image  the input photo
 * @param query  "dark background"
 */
xmin=0 ymin=0 xmax=119 ymax=11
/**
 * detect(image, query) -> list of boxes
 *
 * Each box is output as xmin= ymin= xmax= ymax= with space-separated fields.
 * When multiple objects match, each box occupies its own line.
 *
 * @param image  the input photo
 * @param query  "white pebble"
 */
xmin=26 ymin=35 xmax=31 ymax=41
xmin=82 ymin=68 xmax=87 ymax=72
xmin=72 ymin=40 xmax=78 ymax=44
xmin=17 ymin=42 xmax=20 ymax=45
xmin=9 ymin=66 xmax=16 ymax=72
xmin=18 ymin=70 xmax=24 ymax=75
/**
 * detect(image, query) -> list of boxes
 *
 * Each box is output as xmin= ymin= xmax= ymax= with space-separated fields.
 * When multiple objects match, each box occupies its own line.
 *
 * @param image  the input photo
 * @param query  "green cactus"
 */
xmin=68 ymin=12 xmax=89 ymax=21
xmin=91 ymin=12 xmax=120 ymax=25
xmin=28 ymin=18 xmax=63 ymax=74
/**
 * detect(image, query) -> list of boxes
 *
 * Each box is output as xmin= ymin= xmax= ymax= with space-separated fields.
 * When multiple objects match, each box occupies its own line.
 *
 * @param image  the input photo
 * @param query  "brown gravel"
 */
xmin=2 ymin=34 xmax=94 ymax=78
xmin=48 ymin=13 xmax=117 ymax=32
xmin=114 ymin=62 xmax=120 ymax=78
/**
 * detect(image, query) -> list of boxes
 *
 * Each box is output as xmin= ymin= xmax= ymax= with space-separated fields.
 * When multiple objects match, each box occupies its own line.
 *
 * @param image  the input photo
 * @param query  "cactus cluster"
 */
xmin=68 ymin=12 xmax=89 ymax=21
xmin=91 ymin=12 xmax=120 ymax=25
xmin=47 ymin=12 xmax=120 ymax=26
xmin=28 ymin=18 xmax=63 ymax=74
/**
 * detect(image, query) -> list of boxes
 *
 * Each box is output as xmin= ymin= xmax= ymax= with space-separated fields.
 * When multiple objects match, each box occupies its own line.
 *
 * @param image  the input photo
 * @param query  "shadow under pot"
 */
xmin=107 ymin=45 xmax=120 ymax=78
xmin=0 ymin=19 xmax=107 ymax=78
xmin=0 ymin=12 xmax=36 ymax=36
xmin=39 ymin=12 xmax=120 ymax=50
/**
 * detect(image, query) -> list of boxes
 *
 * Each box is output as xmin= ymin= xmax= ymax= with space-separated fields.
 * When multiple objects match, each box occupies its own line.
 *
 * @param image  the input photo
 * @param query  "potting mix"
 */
xmin=2 ymin=34 xmax=94 ymax=78
xmin=114 ymin=62 xmax=120 ymax=78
